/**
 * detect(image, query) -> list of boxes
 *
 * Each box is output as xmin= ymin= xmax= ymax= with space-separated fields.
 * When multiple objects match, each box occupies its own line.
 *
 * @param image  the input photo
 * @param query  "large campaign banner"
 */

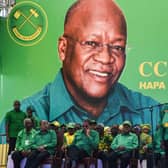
xmin=0 ymin=0 xmax=167 ymax=122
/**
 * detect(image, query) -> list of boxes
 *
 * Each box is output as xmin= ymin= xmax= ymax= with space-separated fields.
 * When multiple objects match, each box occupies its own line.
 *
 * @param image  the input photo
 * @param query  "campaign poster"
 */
xmin=0 ymin=0 xmax=167 ymax=126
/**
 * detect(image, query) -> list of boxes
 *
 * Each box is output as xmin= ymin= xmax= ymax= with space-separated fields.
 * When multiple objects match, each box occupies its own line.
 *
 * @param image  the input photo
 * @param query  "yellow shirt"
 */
xmin=63 ymin=132 xmax=75 ymax=146
xmin=139 ymin=132 xmax=152 ymax=154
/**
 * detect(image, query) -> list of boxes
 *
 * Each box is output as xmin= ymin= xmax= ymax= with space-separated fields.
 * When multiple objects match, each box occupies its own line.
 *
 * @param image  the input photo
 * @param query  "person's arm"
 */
xmin=145 ymin=135 xmax=152 ymax=149
xmin=5 ymin=112 xmax=10 ymax=142
xmin=87 ymin=130 xmax=99 ymax=150
xmin=146 ymin=135 xmax=152 ymax=144
xmin=30 ymin=133 xmax=38 ymax=150
xmin=111 ymin=135 xmax=119 ymax=151
xmin=43 ymin=130 xmax=57 ymax=148
xmin=71 ymin=131 xmax=78 ymax=146
xmin=63 ymin=134 xmax=68 ymax=146
xmin=5 ymin=123 xmax=9 ymax=142
xmin=15 ymin=131 xmax=23 ymax=151
xmin=125 ymin=134 xmax=138 ymax=151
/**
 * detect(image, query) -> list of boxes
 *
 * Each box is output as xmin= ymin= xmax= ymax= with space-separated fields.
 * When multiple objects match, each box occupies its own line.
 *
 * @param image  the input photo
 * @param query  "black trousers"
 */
xmin=67 ymin=145 xmax=89 ymax=161
xmin=8 ymin=137 xmax=17 ymax=155
xmin=139 ymin=152 xmax=154 ymax=168
xmin=164 ymin=140 xmax=168 ymax=165
xmin=108 ymin=151 xmax=132 ymax=168
xmin=24 ymin=150 xmax=50 ymax=168
xmin=98 ymin=151 xmax=112 ymax=168
xmin=11 ymin=151 xmax=25 ymax=168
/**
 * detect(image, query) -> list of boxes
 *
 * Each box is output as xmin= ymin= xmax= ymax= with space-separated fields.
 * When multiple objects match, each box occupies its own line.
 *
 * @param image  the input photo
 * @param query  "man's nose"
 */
xmin=93 ymin=46 xmax=115 ymax=64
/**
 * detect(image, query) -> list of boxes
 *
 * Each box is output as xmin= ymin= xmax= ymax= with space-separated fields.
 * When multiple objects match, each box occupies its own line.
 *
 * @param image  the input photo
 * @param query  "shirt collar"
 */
xmin=49 ymin=70 xmax=74 ymax=121
xmin=23 ymin=128 xmax=34 ymax=134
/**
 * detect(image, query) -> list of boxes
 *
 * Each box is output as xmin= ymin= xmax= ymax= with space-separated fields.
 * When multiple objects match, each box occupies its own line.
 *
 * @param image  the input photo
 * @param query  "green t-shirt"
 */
xmin=5 ymin=110 xmax=26 ymax=137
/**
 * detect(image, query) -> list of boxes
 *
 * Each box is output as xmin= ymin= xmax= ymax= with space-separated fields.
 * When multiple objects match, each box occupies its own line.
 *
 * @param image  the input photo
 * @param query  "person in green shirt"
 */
xmin=109 ymin=121 xmax=138 ymax=168
xmin=11 ymin=118 xmax=36 ymax=168
xmin=24 ymin=120 xmax=57 ymax=168
xmin=160 ymin=104 xmax=168 ymax=166
xmin=5 ymin=100 xmax=26 ymax=154
xmin=26 ymin=105 xmax=40 ymax=129
xmin=67 ymin=119 xmax=99 ymax=168
xmin=152 ymin=125 xmax=166 ymax=168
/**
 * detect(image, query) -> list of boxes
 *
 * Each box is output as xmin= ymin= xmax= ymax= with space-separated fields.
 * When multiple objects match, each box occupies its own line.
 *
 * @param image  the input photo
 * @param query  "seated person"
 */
xmin=109 ymin=121 xmax=138 ymax=168
xmin=12 ymin=118 xmax=36 ymax=168
xmin=63 ymin=123 xmax=76 ymax=148
xmin=111 ymin=125 xmax=119 ymax=138
xmin=67 ymin=119 xmax=99 ymax=168
xmin=160 ymin=105 xmax=168 ymax=166
xmin=149 ymin=125 xmax=166 ymax=168
xmin=139 ymin=124 xmax=152 ymax=167
xmin=24 ymin=120 xmax=57 ymax=168
xmin=49 ymin=120 xmax=64 ymax=157
xmin=97 ymin=125 xmax=113 ymax=168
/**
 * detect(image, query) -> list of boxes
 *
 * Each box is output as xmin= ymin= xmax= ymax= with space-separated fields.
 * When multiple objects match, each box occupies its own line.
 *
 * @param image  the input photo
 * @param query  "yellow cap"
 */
xmin=52 ymin=121 xmax=60 ymax=127
xmin=164 ymin=122 xmax=168 ymax=127
xmin=142 ymin=124 xmax=151 ymax=130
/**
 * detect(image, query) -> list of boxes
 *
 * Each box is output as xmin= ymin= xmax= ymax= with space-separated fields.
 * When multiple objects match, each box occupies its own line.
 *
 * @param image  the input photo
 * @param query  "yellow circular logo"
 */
xmin=7 ymin=1 xmax=48 ymax=46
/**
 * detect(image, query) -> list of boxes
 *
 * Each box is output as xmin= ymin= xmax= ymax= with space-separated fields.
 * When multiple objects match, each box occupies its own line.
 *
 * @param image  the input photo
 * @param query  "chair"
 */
xmin=7 ymin=154 xmax=26 ymax=168
xmin=40 ymin=155 xmax=54 ymax=168
xmin=7 ymin=154 xmax=54 ymax=168
xmin=0 ymin=134 xmax=9 ymax=168
xmin=77 ymin=156 xmax=97 ymax=168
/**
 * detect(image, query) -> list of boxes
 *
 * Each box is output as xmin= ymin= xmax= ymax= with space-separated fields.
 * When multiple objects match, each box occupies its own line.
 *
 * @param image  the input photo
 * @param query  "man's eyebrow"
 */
xmin=82 ymin=34 xmax=126 ymax=42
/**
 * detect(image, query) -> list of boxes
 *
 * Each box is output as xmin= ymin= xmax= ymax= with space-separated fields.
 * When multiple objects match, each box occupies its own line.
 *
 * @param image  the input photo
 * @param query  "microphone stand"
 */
xmin=136 ymin=103 xmax=168 ymax=167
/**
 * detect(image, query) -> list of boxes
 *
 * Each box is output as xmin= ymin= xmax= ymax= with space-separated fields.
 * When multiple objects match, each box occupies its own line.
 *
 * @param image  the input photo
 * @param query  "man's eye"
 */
xmin=84 ymin=41 xmax=100 ymax=48
xmin=113 ymin=46 xmax=125 ymax=52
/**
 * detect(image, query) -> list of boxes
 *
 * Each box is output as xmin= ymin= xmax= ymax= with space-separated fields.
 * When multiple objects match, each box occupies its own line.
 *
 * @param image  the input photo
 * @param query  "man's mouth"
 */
xmin=89 ymin=70 xmax=112 ymax=77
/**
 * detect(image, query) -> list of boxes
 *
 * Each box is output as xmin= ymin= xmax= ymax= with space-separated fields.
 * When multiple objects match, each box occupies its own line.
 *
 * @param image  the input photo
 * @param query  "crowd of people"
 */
xmin=4 ymin=100 xmax=168 ymax=168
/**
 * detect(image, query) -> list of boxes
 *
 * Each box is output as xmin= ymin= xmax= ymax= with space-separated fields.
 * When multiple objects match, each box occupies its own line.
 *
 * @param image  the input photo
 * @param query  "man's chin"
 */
xmin=82 ymin=90 xmax=109 ymax=102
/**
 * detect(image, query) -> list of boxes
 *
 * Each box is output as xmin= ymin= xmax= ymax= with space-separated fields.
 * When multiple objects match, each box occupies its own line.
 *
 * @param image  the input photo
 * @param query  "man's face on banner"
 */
xmin=59 ymin=2 xmax=127 ymax=100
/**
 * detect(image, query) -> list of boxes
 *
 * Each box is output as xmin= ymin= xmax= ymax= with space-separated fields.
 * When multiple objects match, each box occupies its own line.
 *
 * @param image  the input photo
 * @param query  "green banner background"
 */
xmin=0 ymin=0 xmax=168 ymax=121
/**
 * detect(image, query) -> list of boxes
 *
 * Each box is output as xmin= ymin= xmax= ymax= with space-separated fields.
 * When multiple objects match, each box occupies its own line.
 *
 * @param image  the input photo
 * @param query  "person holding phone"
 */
xmin=67 ymin=119 xmax=99 ymax=168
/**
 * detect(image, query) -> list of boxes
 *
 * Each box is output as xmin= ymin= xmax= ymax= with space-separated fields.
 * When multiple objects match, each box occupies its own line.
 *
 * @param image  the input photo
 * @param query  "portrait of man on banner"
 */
xmin=20 ymin=0 xmax=162 ymax=131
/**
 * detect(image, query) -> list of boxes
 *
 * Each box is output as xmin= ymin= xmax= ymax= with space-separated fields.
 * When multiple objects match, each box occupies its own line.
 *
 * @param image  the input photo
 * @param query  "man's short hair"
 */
xmin=26 ymin=105 xmax=35 ymax=112
xmin=24 ymin=118 xmax=32 ymax=126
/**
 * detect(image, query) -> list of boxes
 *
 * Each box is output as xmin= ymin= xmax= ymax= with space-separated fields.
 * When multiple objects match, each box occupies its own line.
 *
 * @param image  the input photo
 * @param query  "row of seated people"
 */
xmin=8 ymin=118 xmax=167 ymax=168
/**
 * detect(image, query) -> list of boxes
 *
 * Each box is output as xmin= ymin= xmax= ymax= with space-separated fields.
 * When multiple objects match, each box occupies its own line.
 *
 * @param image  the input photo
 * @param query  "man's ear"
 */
xmin=58 ymin=36 xmax=67 ymax=61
